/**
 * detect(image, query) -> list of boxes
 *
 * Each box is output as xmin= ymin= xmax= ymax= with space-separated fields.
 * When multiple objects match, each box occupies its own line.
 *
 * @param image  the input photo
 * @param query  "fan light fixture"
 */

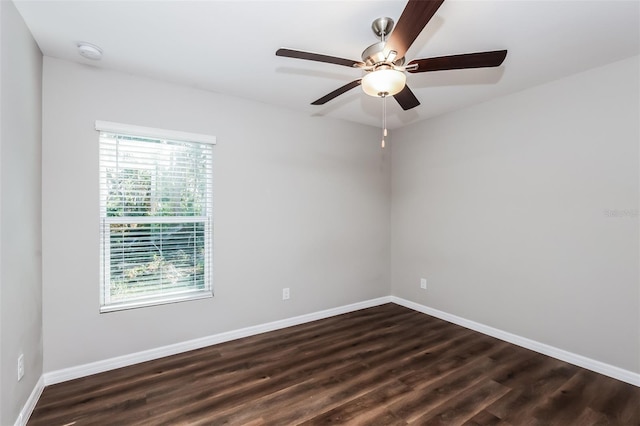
xmin=361 ymin=68 xmax=406 ymax=97
xmin=361 ymin=67 xmax=406 ymax=148
xmin=275 ymin=1 xmax=509 ymax=150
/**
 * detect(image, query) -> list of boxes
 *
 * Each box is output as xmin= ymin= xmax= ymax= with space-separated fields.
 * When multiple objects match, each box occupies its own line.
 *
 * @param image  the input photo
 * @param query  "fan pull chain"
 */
xmin=381 ymin=93 xmax=387 ymax=148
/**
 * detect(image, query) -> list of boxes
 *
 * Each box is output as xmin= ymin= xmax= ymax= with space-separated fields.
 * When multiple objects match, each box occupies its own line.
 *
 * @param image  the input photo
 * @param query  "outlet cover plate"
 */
xmin=420 ymin=278 xmax=427 ymax=290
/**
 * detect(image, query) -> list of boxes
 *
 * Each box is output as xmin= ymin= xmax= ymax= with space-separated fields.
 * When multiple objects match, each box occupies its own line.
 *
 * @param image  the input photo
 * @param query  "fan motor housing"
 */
xmin=362 ymin=42 xmax=405 ymax=67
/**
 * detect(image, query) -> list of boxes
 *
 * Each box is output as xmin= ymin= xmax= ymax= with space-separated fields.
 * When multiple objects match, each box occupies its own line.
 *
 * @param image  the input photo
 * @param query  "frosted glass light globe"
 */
xmin=361 ymin=69 xmax=406 ymax=97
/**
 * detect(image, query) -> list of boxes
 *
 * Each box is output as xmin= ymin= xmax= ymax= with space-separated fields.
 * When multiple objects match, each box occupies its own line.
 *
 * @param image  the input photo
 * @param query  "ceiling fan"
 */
xmin=275 ymin=0 xmax=507 ymax=115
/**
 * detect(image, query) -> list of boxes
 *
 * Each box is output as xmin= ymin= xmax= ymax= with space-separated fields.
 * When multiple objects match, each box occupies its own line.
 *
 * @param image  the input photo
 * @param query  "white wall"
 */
xmin=42 ymin=57 xmax=390 ymax=372
xmin=0 ymin=0 xmax=43 ymax=423
xmin=37 ymin=39 xmax=639 ymax=395
xmin=391 ymin=56 xmax=639 ymax=373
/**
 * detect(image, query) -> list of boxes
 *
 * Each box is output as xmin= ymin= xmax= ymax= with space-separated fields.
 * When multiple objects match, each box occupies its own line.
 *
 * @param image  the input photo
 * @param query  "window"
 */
xmin=97 ymin=121 xmax=215 ymax=312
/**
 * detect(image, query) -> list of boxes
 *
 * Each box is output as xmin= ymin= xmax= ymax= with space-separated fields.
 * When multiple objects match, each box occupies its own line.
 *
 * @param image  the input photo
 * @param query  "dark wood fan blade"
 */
xmin=384 ymin=0 xmax=445 ymax=60
xmin=276 ymin=48 xmax=364 ymax=68
xmin=393 ymin=85 xmax=420 ymax=110
xmin=311 ymin=80 xmax=362 ymax=105
xmin=408 ymin=50 xmax=508 ymax=73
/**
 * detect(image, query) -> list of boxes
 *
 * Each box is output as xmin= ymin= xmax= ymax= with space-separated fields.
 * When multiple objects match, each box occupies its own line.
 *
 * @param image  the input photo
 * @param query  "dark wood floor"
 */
xmin=29 ymin=303 xmax=639 ymax=425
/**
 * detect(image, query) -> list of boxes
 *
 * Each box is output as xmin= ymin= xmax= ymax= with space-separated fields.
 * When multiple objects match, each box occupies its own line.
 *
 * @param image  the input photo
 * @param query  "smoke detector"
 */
xmin=77 ymin=42 xmax=103 ymax=60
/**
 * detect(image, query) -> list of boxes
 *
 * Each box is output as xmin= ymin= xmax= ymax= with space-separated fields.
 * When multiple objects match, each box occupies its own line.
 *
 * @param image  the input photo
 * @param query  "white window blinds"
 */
xmin=97 ymin=121 xmax=215 ymax=312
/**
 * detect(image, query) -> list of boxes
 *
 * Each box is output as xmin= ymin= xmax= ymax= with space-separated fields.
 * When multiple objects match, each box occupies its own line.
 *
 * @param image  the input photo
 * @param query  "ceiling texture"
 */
xmin=13 ymin=0 xmax=640 ymax=129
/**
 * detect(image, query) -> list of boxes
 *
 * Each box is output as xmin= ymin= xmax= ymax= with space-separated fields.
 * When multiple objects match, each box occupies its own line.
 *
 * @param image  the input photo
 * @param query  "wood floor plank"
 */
xmin=142 ymin=315 xmax=437 ymax=424
xmin=27 ymin=304 xmax=640 ymax=426
xmin=411 ymin=379 xmax=510 ymax=425
xmin=583 ymin=371 xmax=640 ymax=424
xmin=388 ymin=353 xmax=508 ymax=424
xmin=462 ymin=409 xmax=510 ymax=426
xmin=296 ymin=379 xmax=412 ymax=425
xmin=530 ymin=369 xmax=610 ymax=424
xmin=158 ymin=316 xmax=458 ymax=425
xmin=484 ymin=356 xmax=579 ymax=424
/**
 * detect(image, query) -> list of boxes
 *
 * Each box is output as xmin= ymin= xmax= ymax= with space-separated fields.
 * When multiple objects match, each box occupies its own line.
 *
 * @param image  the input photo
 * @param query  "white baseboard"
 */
xmin=14 ymin=375 xmax=44 ymax=426
xmin=43 ymin=296 xmax=392 ymax=386
xmin=19 ymin=294 xmax=638 ymax=425
xmin=391 ymin=296 xmax=640 ymax=387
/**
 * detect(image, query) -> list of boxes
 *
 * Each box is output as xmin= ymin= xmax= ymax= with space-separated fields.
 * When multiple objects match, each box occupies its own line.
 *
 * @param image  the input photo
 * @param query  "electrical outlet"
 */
xmin=18 ymin=353 xmax=24 ymax=381
xmin=282 ymin=288 xmax=290 ymax=300
xmin=420 ymin=278 xmax=427 ymax=290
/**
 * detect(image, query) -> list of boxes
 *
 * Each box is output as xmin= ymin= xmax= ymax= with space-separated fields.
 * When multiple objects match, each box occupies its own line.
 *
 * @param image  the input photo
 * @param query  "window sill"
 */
xmin=100 ymin=290 xmax=213 ymax=313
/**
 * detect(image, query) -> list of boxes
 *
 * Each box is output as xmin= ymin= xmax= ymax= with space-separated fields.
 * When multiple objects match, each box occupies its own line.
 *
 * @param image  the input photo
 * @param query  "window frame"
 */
xmin=96 ymin=120 xmax=215 ymax=313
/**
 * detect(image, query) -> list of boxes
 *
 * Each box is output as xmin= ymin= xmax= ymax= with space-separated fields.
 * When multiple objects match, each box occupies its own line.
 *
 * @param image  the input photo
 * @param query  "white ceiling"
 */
xmin=13 ymin=0 xmax=640 ymax=129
